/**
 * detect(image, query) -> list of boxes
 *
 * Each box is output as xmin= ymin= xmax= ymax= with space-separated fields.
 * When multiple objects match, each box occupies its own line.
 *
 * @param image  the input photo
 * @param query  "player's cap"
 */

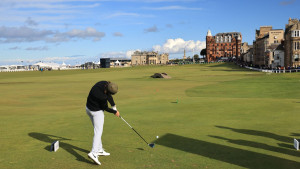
xmin=107 ymin=82 xmax=118 ymax=94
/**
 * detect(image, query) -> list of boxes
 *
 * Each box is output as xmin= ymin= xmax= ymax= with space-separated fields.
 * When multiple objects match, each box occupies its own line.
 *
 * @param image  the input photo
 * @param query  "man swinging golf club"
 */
xmin=86 ymin=81 xmax=120 ymax=165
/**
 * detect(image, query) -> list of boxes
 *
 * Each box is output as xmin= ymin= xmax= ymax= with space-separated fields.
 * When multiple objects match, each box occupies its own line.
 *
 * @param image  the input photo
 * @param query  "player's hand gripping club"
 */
xmin=115 ymin=111 xmax=120 ymax=117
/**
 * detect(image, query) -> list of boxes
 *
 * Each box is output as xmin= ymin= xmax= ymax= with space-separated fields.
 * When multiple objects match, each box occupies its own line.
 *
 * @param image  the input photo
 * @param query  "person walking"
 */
xmin=86 ymin=81 xmax=120 ymax=165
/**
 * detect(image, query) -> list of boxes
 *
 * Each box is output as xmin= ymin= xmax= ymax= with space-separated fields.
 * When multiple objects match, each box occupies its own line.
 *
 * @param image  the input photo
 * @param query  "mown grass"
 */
xmin=1 ymin=63 xmax=300 ymax=169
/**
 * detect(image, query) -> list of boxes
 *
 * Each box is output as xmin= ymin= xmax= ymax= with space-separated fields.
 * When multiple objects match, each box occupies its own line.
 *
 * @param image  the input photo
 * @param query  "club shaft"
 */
xmin=120 ymin=116 xmax=149 ymax=145
xmin=120 ymin=116 xmax=133 ymax=128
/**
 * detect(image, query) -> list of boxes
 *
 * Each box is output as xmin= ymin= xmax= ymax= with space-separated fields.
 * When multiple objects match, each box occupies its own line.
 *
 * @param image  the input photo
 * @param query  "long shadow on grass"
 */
xmin=208 ymin=63 xmax=249 ymax=71
xmin=291 ymin=133 xmax=300 ymax=137
xmin=154 ymin=133 xmax=300 ymax=169
xmin=216 ymin=126 xmax=292 ymax=143
xmin=209 ymin=135 xmax=299 ymax=157
xmin=28 ymin=132 xmax=92 ymax=164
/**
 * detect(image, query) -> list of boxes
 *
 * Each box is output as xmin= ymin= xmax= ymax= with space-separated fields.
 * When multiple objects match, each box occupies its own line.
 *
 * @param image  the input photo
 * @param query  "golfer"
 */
xmin=86 ymin=81 xmax=120 ymax=165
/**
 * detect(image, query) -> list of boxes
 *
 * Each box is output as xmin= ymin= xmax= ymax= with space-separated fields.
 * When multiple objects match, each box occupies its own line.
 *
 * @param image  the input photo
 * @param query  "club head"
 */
xmin=148 ymin=143 xmax=155 ymax=148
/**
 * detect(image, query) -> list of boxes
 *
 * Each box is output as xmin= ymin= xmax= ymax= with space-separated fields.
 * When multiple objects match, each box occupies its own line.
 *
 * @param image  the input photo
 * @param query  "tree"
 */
xmin=200 ymin=48 xmax=206 ymax=58
xmin=193 ymin=54 xmax=199 ymax=62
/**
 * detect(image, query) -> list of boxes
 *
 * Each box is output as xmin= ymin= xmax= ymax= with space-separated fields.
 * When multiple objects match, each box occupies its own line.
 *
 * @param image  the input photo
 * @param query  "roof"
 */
xmin=33 ymin=62 xmax=61 ymax=68
xmin=110 ymin=58 xmax=131 ymax=61
xmin=263 ymin=34 xmax=270 ymax=39
xmin=215 ymin=32 xmax=241 ymax=36
xmin=275 ymin=44 xmax=284 ymax=51
xmin=267 ymin=44 xmax=280 ymax=50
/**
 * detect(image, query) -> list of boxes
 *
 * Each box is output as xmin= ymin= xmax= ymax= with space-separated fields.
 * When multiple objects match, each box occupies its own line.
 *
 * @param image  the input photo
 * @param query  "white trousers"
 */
xmin=86 ymin=107 xmax=104 ymax=153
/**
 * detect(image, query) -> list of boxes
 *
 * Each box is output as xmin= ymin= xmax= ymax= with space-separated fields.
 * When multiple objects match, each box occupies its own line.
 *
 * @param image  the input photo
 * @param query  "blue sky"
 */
xmin=0 ymin=0 xmax=299 ymax=65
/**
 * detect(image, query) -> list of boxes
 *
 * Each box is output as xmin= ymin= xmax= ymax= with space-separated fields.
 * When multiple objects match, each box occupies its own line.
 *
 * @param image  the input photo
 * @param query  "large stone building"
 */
xmin=253 ymin=26 xmax=284 ymax=67
xmin=271 ymin=44 xmax=285 ymax=68
xmin=244 ymin=47 xmax=254 ymax=64
xmin=284 ymin=18 xmax=300 ymax=68
xmin=241 ymin=42 xmax=250 ymax=54
xmin=131 ymin=51 xmax=169 ymax=65
xmin=206 ymin=30 xmax=242 ymax=62
xmin=240 ymin=42 xmax=252 ymax=62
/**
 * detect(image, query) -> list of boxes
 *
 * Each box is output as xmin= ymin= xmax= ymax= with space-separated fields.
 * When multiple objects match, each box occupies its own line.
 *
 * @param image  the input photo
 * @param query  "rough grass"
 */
xmin=1 ymin=63 xmax=300 ymax=169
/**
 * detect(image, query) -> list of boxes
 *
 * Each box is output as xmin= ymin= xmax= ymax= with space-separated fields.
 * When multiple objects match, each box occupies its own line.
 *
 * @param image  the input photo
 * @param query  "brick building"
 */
xmin=284 ymin=18 xmax=300 ymax=68
xmin=206 ymin=30 xmax=242 ymax=62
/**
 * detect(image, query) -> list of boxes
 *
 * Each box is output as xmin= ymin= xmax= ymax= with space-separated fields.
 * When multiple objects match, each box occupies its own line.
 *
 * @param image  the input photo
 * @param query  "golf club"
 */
xmin=119 ymin=115 xmax=155 ymax=148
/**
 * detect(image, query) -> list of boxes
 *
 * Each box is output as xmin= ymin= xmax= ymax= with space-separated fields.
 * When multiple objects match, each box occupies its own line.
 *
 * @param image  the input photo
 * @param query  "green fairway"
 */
xmin=1 ymin=63 xmax=300 ymax=169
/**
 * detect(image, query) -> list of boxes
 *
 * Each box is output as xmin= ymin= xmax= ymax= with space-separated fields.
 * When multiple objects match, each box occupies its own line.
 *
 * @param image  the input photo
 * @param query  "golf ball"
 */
xmin=156 ymin=136 xmax=159 ymax=139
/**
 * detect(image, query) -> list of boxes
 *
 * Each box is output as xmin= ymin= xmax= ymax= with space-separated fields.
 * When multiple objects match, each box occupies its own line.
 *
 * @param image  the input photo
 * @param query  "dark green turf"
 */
xmin=1 ymin=63 xmax=300 ymax=169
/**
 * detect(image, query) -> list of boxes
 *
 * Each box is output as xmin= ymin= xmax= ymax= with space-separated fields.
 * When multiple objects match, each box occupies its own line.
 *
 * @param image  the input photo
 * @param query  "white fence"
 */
xmin=0 ymin=69 xmax=35 ymax=72
xmin=244 ymin=66 xmax=300 ymax=73
xmin=0 ymin=68 xmax=82 ymax=72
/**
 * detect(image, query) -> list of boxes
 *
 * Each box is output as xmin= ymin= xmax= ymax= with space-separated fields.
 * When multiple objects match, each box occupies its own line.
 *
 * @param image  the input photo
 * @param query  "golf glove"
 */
xmin=112 ymin=105 xmax=117 ymax=111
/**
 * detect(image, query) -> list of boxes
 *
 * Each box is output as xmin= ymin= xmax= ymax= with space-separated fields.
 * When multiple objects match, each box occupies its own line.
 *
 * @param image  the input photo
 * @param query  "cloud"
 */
xmin=42 ymin=56 xmax=79 ymax=62
xmin=152 ymin=38 xmax=206 ymax=54
xmin=105 ymin=12 xmax=140 ymax=19
xmin=26 ymin=46 xmax=48 ymax=51
xmin=0 ymin=1 xmax=100 ymax=26
xmin=25 ymin=17 xmax=38 ymax=26
xmin=4 ymin=1 xmax=100 ymax=9
xmin=144 ymin=5 xmax=202 ymax=10
xmin=101 ymin=51 xmax=126 ymax=58
xmin=104 ymin=11 xmax=155 ymax=19
xmin=113 ymin=32 xmax=123 ymax=37
xmin=65 ymin=27 xmax=105 ymax=41
xmin=126 ymin=50 xmax=140 ymax=58
xmin=144 ymin=25 xmax=158 ymax=33
xmin=0 ymin=26 xmax=53 ymax=43
xmin=118 ymin=38 xmax=205 ymax=60
xmin=280 ymin=0 xmax=296 ymax=5
xmin=100 ymin=49 xmax=140 ymax=59
xmin=9 ymin=46 xmax=22 ymax=50
xmin=0 ymin=26 xmax=105 ymax=43
xmin=178 ymin=21 xmax=187 ymax=25
xmin=105 ymin=38 xmax=205 ymax=60
xmin=166 ymin=24 xmax=173 ymax=28
xmin=1 ymin=55 xmax=86 ymax=65
xmin=9 ymin=46 xmax=48 ymax=51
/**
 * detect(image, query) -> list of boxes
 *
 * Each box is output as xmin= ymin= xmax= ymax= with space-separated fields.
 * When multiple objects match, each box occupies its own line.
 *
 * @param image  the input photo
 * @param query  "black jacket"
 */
xmin=86 ymin=81 xmax=117 ymax=114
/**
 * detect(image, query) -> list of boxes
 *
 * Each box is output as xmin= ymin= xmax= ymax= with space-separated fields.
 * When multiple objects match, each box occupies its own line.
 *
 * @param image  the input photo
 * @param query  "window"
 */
xmin=294 ymin=41 xmax=298 ymax=50
xmin=294 ymin=55 xmax=299 ymax=61
xmin=274 ymin=40 xmax=279 ymax=43
xmin=292 ymin=30 xmax=300 ymax=37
